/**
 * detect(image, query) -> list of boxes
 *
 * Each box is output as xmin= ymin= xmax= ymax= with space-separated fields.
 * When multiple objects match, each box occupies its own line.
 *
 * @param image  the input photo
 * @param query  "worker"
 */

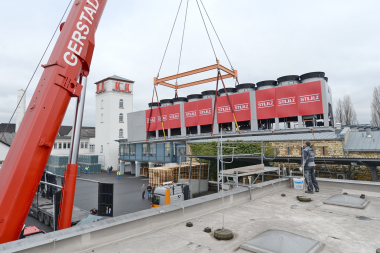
xmin=106 ymin=166 xmax=110 ymax=174
xmin=117 ymin=171 xmax=120 ymax=180
xmin=141 ymin=184 xmax=146 ymax=199
xmin=108 ymin=166 xmax=112 ymax=175
xmin=85 ymin=166 xmax=89 ymax=174
xmin=300 ymin=140 xmax=319 ymax=194
xmin=90 ymin=208 xmax=98 ymax=215
xmin=147 ymin=184 xmax=152 ymax=200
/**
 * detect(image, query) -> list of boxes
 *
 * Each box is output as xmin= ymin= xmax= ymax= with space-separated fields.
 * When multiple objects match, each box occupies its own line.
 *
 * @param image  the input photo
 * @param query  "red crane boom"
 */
xmin=0 ymin=0 xmax=108 ymax=243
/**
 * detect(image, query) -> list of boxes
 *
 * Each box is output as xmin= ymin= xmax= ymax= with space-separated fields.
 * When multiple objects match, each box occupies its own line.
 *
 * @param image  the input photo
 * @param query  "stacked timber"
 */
xmin=149 ymin=162 xmax=209 ymax=186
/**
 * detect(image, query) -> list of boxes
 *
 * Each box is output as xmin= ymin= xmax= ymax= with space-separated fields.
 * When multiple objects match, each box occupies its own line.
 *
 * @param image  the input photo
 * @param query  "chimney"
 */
xmin=16 ymin=89 xmax=26 ymax=132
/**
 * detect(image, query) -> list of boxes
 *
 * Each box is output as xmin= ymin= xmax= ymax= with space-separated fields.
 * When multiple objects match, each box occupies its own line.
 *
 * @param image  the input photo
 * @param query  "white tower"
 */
xmin=16 ymin=89 xmax=26 ymax=132
xmin=94 ymin=75 xmax=134 ymax=170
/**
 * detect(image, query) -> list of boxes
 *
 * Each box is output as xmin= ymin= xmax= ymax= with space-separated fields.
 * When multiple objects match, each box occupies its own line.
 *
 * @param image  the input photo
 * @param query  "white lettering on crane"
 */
xmin=63 ymin=3 xmax=98 ymax=66
xmin=84 ymin=6 xmax=96 ymax=20
xmin=87 ymin=0 xmax=99 ymax=10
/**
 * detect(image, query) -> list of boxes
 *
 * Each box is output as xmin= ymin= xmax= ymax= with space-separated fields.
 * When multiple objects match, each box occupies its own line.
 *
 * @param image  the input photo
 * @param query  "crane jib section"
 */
xmin=0 ymin=0 xmax=108 ymax=244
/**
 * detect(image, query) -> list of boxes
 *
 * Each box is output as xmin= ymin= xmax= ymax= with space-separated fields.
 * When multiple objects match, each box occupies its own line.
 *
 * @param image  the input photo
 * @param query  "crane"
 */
xmin=0 ymin=0 xmax=108 ymax=243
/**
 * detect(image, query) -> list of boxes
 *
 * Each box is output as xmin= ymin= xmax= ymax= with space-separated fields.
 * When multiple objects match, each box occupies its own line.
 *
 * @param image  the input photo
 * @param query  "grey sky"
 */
xmin=1 ymin=0 xmax=379 ymax=127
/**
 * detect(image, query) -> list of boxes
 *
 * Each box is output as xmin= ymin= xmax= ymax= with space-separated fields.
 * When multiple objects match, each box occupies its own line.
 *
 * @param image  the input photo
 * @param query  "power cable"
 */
xmin=0 ymin=0 xmax=73 ymax=143
xmin=200 ymin=0 xmax=234 ymax=70
xmin=195 ymin=0 xmax=217 ymax=62
xmin=157 ymin=0 xmax=183 ymax=78
xmin=175 ymin=0 xmax=190 ymax=83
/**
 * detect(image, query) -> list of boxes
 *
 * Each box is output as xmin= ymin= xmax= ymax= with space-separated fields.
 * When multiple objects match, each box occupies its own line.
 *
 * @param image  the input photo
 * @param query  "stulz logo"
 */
xmin=234 ymin=103 xmax=249 ymax=111
xmin=277 ymin=97 xmax=296 ymax=106
xmin=199 ymin=108 xmax=211 ymax=116
xmin=218 ymin=105 xmax=231 ymax=113
xmin=169 ymin=113 xmax=180 ymax=120
xmin=257 ymin=99 xmax=274 ymax=108
xmin=146 ymin=117 xmax=155 ymax=123
xmin=299 ymin=93 xmax=320 ymax=104
xmin=185 ymin=111 xmax=197 ymax=118
xmin=157 ymin=115 xmax=167 ymax=122
xmin=63 ymin=0 xmax=99 ymax=66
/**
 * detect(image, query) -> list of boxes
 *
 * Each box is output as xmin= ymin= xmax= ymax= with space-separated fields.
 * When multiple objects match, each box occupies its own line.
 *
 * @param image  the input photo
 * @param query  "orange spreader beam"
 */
xmin=154 ymin=60 xmax=238 ymax=89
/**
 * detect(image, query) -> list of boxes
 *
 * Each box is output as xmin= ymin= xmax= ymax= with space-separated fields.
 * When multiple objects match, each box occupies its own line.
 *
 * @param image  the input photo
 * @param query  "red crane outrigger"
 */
xmin=0 ymin=0 xmax=108 ymax=243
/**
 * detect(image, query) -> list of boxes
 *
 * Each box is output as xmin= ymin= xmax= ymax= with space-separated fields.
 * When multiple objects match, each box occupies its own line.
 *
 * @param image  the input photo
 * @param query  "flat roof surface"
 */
xmin=80 ymin=181 xmax=380 ymax=253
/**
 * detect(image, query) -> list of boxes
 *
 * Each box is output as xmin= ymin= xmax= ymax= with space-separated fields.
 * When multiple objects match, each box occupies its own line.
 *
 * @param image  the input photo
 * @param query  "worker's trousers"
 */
xmin=142 ymin=191 xmax=145 ymax=199
xmin=304 ymin=167 xmax=319 ymax=192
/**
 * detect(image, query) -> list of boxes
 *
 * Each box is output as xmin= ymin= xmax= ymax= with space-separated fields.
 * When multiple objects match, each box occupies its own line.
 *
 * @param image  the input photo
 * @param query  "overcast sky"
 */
xmin=1 ymin=0 xmax=379 ymax=127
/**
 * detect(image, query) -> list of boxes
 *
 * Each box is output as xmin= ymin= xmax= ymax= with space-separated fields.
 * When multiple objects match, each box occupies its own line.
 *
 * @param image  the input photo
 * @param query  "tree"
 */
xmin=371 ymin=86 xmax=380 ymax=126
xmin=335 ymin=98 xmax=344 ymax=125
xmin=334 ymin=95 xmax=358 ymax=125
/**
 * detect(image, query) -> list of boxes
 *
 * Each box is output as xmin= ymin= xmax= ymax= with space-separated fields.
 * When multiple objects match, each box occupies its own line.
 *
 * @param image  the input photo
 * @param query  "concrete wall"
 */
xmin=1 ymin=179 xmax=289 ymax=253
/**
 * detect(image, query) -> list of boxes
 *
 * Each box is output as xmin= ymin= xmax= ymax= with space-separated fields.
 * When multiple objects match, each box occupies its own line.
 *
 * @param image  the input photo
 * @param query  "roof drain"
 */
xmin=240 ymin=229 xmax=325 ymax=253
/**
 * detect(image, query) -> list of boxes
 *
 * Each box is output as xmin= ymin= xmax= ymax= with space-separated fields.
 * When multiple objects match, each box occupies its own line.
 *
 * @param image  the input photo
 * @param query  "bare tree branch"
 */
xmin=335 ymin=95 xmax=358 ymax=125
xmin=334 ymin=98 xmax=344 ymax=124
xmin=371 ymin=86 xmax=380 ymax=126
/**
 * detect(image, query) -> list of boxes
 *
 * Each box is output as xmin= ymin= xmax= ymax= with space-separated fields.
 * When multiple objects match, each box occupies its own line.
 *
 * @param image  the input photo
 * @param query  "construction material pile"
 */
xmin=45 ymin=155 xmax=101 ymax=176
xmin=149 ymin=162 xmax=209 ymax=186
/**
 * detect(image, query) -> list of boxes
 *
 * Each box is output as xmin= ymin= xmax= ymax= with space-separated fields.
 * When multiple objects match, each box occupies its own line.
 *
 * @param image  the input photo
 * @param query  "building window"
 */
xmin=68 ymin=143 xmax=71 ymax=149
xmin=287 ymin=147 xmax=290 ymax=155
xmin=54 ymin=143 xmax=57 ymax=149
xmin=143 ymin=144 xmax=149 ymax=156
xmin=130 ymin=144 xmax=136 ymax=156
xmin=165 ymin=143 xmax=170 ymax=157
xmin=101 ymin=145 xmax=103 ymax=153
xmin=90 ymin=145 xmax=95 ymax=153
xmin=101 ymin=100 xmax=104 ymax=109
xmin=63 ymin=143 xmax=67 ymax=149
xmin=323 ymin=147 xmax=326 ymax=156
xmin=58 ymin=143 xmax=62 ymax=149
xmin=119 ymin=99 xmax=123 ymax=108
xmin=150 ymin=144 xmax=156 ymax=157
xmin=85 ymin=142 xmax=88 ymax=149
xmin=119 ymin=129 xmax=123 ymax=138
xmin=119 ymin=113 xmax=123 ymax=122
xmin=81 ymin=142 xmax=84 ymax=149
xmin=120 ymin=144 xmax=125 ymax=155
xmin=125 ymin=144 xmax=130 ymax=156
xmin=101 ymin=114 xmax=104 ymax=123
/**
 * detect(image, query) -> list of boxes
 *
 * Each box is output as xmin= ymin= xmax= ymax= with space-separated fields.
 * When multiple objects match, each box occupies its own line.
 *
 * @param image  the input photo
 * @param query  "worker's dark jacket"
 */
xmin=301 ymin=146 xmax=315 ymax=170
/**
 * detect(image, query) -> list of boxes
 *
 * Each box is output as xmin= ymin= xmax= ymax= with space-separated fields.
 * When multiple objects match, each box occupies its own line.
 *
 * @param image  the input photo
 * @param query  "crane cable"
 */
xmin=175 ymin=0 xmax=190 ymax=87
xmin=0 ymin=0 xmax=73 ymax=144
xmin=156 ymin=0 xmax=183 ymax=78
xmin=199 ymin=0 xmax=234 ymax=70
xmin=195 ymin=0 xmax=217 ymax=63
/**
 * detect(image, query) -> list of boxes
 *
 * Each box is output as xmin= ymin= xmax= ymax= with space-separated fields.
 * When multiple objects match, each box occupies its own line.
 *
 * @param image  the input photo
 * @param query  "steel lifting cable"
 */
xmin=175 ymin=0 xmax=190 ymax=86
xmin=210 ymin=70 xmax=240 ymax=135
xmin=195 ymin=0 xmax=217 ymax=62
xmin=157 ymin=0 xmax=183 ymax=78
xmin=146 ymin=86 xmax=166 ymax=139
xmin=0 ymin=0 xmax=73 ymax=144
xmin=200 ymin=0 xmax=234 ymax=70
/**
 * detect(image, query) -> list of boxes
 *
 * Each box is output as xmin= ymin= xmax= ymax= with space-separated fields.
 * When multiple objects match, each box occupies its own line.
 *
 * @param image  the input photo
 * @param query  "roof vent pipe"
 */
xmin=366 ymin=128 xmax=372 ymax=138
